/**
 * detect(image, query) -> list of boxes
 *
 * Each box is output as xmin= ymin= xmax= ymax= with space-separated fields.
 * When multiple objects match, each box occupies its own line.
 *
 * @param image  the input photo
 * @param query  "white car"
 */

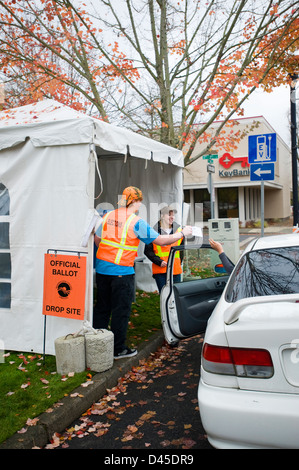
xmin=160 ymin=233 xmax=299 ymax=449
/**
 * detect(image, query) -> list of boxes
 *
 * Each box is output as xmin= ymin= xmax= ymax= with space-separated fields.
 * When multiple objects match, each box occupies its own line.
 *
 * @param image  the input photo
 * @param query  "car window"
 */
xmin=175 ymin=247 xmax=228 ymax=283
xmin=225 ymin=246 xmax=299 ymax=302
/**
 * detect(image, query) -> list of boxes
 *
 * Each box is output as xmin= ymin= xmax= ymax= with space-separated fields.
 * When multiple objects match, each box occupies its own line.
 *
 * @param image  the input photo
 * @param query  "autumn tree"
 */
xmin=0 ymin=0 xmax=140 ymax=118
xmin=0 ymin=0 xmax=298 ymax=165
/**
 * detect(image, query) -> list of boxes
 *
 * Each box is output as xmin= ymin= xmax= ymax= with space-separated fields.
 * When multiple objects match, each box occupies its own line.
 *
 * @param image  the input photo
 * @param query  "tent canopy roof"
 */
xmin=0 ymin=100 xmax=183 ymax=167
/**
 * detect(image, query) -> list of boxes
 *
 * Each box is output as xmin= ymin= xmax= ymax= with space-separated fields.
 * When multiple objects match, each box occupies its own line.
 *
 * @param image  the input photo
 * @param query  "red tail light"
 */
xmin=202 ymin=343 xmax=273 ymax=378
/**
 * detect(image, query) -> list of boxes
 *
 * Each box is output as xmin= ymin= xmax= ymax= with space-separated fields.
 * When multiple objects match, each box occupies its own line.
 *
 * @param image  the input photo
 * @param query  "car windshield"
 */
xmin=226 ymin=246 xmax=299 ymax=302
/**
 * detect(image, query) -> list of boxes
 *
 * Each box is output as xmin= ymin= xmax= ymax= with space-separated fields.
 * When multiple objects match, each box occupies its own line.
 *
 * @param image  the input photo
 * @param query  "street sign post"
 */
xmin=207 ymin=165 xmax=215 ymax=218
xmin=248 ymin=134 xmax=277 ymax=237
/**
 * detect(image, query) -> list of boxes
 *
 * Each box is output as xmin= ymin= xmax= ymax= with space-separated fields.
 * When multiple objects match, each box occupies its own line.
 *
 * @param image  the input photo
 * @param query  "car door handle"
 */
xmin=215 ymin=280 xmax=226 ymax=287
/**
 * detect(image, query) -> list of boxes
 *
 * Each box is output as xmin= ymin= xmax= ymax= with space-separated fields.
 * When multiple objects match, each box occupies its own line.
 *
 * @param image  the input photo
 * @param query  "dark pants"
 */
xmin=93 ymin=273 xmax=135 ymax=355
xmin=153 ymin=273 xmax=181 ymax=293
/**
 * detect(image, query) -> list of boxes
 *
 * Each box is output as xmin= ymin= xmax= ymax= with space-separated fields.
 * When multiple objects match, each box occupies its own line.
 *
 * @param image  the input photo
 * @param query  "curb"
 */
xmin=0 ymin=330 xmax=166 ymax=450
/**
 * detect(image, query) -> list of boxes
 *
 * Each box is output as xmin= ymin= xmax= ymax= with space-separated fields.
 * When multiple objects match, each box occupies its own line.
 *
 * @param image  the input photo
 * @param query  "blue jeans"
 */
xmin=153 ymin=273 xmax=181 ymax=293
xmin=93 ymin=273 xmax=135 ymax=355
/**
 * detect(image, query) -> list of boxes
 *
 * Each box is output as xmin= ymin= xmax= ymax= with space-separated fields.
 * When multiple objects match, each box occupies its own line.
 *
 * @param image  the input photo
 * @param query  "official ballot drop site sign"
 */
xmin=42 ymin=253 xmax=86 ymax=320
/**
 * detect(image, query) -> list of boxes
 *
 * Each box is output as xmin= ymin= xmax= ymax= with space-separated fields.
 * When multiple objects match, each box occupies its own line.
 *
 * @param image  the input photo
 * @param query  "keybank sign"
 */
xmin=218 ymin=152 xmax=250 ymax=178
xmin=219 ymin=168 xmax=250 ymax=178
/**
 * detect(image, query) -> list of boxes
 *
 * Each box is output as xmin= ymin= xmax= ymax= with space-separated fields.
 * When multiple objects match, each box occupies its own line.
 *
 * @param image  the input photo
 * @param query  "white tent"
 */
xmin=0 ymin=100 xmax=184 ymax=354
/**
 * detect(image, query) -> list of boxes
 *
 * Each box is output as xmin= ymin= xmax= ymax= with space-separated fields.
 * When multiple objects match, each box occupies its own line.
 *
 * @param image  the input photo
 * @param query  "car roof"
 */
xmin=244 ymin=233 xmax=299 ymax=254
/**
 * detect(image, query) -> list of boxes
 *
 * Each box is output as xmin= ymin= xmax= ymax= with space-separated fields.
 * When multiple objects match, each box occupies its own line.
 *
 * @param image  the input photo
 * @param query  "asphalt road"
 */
xmin=45 ymin=334 xmax=213 ymax=451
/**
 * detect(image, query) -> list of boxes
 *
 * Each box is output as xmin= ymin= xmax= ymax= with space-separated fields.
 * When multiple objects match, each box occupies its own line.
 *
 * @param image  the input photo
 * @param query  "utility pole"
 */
xmin=290 ymin=73 xmax=298 ymax=226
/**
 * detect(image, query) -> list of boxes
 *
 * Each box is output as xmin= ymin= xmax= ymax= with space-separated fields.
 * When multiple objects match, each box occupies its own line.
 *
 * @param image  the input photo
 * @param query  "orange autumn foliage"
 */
xmin=0 ymin=0 xmax=298 ymax=164
xmin=0 ymin=0 xmax=139 ymax=118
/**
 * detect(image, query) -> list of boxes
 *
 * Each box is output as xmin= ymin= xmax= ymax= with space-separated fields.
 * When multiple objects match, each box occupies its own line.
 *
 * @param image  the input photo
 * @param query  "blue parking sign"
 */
xmin=248 ymin=133 xmax=276 ymax=164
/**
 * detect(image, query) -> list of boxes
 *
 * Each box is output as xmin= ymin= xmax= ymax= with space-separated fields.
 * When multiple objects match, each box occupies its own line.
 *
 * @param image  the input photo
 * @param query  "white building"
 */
xmin=184 ymin=116 xmax=292 ymax=226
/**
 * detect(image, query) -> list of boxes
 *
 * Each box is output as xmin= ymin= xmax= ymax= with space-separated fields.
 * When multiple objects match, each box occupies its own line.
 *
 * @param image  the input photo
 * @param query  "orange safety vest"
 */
xmin=152 ymin=227 xmax=183 ymax=275
xmin=96 ymin=209 xmax=140 ymax=267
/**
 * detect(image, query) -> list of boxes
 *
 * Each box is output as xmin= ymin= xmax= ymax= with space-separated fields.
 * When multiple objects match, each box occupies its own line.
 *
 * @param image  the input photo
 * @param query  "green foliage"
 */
xmin=128 ymin=290 xmax=161 ymax=346
xmin=253 ymin=219 xmax=269 ymax=228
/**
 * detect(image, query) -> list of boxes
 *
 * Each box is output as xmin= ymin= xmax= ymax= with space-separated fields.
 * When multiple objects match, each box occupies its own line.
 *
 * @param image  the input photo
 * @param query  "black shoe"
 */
xmin=114 ymin=347 xmax=137 ymax=360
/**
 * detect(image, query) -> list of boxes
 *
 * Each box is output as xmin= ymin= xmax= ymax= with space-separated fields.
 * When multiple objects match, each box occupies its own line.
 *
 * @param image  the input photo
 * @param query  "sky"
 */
xmin=242 ymin=85 xmax=292 ymax=147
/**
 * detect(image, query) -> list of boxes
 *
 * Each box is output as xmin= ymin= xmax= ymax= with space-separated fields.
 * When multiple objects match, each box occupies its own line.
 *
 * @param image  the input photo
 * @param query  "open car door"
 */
xmin=160 ymin=244 xmax=230 ymax=345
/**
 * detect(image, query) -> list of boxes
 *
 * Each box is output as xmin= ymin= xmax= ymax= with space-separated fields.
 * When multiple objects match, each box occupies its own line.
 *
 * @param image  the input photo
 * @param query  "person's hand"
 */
xmin=182 ymin=225 xmax=192 ymax=237
xmin=94 ymin=234 xmax=101 ymax=247
xmin=161 ymin=261 xmax=167 ymax=268
xmin=209 ymin=238 xmax=224 ymax=254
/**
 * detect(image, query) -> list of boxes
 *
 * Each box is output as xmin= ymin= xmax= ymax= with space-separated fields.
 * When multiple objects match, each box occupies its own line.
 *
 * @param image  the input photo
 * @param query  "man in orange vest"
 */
xmin=144 ymin=205 xmax=184 ymax=292
xmin=94 ymin=187 xmax=192 ymax=360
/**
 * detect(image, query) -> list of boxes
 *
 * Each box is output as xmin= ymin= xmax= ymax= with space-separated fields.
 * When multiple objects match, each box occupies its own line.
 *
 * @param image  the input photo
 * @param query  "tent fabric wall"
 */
xmin=95 ymin=156 xmax=183 ymax=225
xmin=0 ymin=100 xmax=183 ymax=354
xmin=0 ymin=139 xmax=94 ymax=354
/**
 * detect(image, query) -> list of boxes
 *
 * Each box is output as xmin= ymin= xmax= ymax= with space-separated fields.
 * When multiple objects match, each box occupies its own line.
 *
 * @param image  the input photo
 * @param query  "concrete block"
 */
xmin=54 ymin=334 xmax=85 ymax=375
xmin=85 ymin=329 xmax=114 ymax=373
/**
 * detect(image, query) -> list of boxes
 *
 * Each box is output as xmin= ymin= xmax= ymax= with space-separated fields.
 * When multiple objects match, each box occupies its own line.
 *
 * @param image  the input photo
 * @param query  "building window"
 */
xmin=0 ymin=183 xmax=11 ymax=308
xmin=194 ymin=189 xmax=211 ymax=221
xmin=218 ymin=187 xmax=239 ymax=219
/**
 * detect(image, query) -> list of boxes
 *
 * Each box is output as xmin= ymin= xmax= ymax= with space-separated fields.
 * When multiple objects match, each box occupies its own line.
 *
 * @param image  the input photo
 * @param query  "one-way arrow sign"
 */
xmin=250 ymin=162 xmax=275 ymax=181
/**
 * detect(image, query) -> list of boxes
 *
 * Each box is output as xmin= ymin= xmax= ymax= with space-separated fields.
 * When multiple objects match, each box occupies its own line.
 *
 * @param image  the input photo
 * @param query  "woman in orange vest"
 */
xmin=144 ymin=205 xmax=184 ymax=293
xmin=94 ymin=188 xmax=192 ymax=360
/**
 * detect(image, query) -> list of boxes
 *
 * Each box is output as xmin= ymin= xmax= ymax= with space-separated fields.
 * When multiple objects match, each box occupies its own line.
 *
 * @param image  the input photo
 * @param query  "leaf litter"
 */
xmin=43 ymin=335 xmax=208 ymax=450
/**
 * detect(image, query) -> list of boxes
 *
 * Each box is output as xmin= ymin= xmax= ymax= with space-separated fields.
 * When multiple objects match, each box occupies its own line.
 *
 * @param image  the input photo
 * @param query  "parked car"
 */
xmin=160 ymin=233 xmax=299 ymax=449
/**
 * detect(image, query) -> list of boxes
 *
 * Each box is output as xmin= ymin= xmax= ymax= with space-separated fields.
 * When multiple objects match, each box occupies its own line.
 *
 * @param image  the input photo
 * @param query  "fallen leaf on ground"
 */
xmin=21 ymin=382 xmax=30 ymax=389
xmin=26 ymin=418 xmax=39 ymax=426
xmin=17 ymin=428 xmax=27 ymax=434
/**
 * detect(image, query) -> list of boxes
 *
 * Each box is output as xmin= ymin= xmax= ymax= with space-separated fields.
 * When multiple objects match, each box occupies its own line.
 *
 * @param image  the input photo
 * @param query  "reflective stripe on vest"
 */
xmin=155 ymin=246 xmax=181 ymax=259
xmin=154 ymin=227 xmax=183 ymax=255
xmin=97 ymin=211 xmax=139 ymax=266
xmin=152 ymin=227 xmax=183 ymax=275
